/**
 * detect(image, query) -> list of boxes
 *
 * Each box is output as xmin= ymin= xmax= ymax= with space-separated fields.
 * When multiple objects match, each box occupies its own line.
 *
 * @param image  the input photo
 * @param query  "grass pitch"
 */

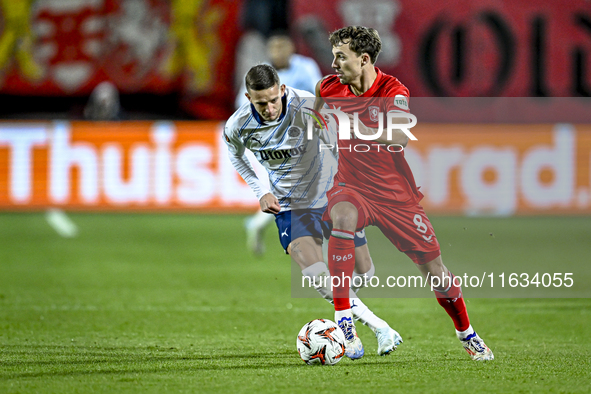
xmin=1 ymin=213 xmax=590 ymax=393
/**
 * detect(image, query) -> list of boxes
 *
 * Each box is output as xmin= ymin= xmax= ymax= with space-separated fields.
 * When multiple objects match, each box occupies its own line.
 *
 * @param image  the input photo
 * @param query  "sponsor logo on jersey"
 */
xmin=368 ymin=106 xmax=380 ymax=122
xmin=259 ymin=144 xmax=307 ymax=161
xmin=394 ymin=94 xmax=409 ymax=110
xmin=288 ymin=126 xmax=302 ymax=138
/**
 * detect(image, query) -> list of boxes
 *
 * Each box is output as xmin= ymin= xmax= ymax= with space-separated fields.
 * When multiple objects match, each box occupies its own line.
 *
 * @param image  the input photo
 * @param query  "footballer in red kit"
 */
xmin=316 ymin=25 xmax=494 ymax=361
xmin=319 ymin=68 xmax=421 ymax=206
xmin=319 ymin=68 xmax=437 ymax=257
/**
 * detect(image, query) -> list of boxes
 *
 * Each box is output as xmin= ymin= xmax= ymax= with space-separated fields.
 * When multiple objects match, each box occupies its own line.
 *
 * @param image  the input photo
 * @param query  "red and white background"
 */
xmin=292 ymin=0 xmax=591 ymax=97
xmin=0 ymin=0 xmax=241 ymax=119
xmin=2 ymin=1 xmax=590 ymax=111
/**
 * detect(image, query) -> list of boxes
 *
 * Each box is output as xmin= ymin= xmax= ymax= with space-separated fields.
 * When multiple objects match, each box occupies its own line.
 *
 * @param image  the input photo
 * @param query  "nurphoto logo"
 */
xmin=306 ymin=107 xmax=418 ymax=153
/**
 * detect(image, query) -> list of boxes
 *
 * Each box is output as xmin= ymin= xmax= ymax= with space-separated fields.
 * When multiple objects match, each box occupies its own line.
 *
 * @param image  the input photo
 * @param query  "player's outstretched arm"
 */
xmin=314 ymin=79 xmax=327 ymax=113
xmin=224 ymin=126 xmax=271 ymax=203
xmin=313 ymin=78 xmax=335 ymax=145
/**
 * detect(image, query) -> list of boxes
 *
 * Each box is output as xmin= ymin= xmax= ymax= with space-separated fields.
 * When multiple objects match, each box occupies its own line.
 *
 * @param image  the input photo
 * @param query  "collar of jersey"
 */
xmin=348 ymin=67 xmax=383 ymax=97
xmin=250 ymin=93 xmax=287 ymax=125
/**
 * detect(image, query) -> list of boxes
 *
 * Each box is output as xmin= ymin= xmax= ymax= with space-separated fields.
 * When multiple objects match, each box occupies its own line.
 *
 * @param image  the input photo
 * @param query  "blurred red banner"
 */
xmin=0 ymin=0 xmax=242 ymax=119
xmin=292 ymin=0 xmax=591 ymax=97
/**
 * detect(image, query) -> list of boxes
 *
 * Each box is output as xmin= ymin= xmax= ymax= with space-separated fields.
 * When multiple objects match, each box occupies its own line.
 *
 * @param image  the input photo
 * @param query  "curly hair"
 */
xmin=329 ymin=26 xmax=382 ymax=64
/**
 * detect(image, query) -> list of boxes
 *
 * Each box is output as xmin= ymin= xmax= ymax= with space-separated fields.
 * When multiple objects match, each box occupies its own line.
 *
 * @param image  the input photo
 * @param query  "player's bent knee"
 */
xmin=288 ymin=236 xmax=325 ymax=269
xmin=330 ymin=201 xmax=358 ymax=231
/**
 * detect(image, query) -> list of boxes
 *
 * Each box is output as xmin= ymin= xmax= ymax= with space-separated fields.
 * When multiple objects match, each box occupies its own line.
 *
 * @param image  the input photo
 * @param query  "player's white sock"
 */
xmin=456 ymin=325 xmax=475 ymax=341
xmin=302 ymin=261 xmax=387 ymax=332
xmin=245 ymin=211 xmax=275 ymax=255
xmin=352 ymin=258 xmax=375 ymax=293
xmin=249 ymin=210 xmax=274 ymax=229
xmin=350 ymin=289 xmax=388 ymax=332
xmin=335 ymin=309 xmax=355 ymax=328
xmin=301 ymin=262 xmax=333 ymax=304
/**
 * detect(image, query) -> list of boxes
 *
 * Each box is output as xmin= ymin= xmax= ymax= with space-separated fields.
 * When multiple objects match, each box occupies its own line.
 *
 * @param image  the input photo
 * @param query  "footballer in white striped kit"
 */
xmin=224 ymin=64 xmax=402 ymax=359
xmin=224 ymin=74 xmax=334 ymax=213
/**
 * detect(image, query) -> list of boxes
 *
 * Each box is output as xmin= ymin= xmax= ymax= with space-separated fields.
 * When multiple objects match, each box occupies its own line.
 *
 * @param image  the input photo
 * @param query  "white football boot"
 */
xmin=375 ymin=326 xmax=403 ymax=356
xmin=337 ymin=316 xmax=364 ymax=360
xmin=459 ymin=332 xmax=494 ymax=361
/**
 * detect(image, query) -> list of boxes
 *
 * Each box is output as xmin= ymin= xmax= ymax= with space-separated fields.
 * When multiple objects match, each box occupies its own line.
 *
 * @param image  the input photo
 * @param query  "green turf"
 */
xmin=1 ymin=213 xmax=590 ymax=393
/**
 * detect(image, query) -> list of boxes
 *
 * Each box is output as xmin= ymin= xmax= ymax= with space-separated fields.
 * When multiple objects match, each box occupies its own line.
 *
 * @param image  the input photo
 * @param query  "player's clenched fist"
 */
xmin=260 ymin=193 xmax=281 ymax=214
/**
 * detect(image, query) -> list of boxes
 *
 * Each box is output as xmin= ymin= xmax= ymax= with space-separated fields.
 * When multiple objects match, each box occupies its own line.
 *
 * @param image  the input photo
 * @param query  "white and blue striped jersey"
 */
xmin=224 ymin=87 xmax=336 ymax=211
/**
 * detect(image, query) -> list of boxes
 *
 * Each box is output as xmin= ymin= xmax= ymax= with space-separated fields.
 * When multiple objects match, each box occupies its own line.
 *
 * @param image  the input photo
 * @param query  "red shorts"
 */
xmin=322 ymin=185 xmax=441 ymax=265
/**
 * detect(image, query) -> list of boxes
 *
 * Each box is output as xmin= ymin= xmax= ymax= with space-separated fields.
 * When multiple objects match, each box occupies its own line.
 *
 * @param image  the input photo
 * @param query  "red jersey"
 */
xmin=319 ymin=67 xmax=423 ymax=205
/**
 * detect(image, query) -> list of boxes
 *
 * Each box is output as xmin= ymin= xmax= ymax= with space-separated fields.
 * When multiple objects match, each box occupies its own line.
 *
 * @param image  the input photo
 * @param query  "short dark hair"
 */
xmin=329 ymin=26 xmax=382 ymax=64
xmin=268 ymin=29 xmax=291 ymax=41
xmin=245 ymin=64 xmax=280 ymax=92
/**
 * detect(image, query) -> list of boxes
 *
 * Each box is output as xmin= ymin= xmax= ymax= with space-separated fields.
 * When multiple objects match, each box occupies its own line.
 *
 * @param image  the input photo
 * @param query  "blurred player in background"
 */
xmin=84 ymin=81 xmax=124 ymax=121
xmin=236 ymin=32 xmax=323 ymax=255
xmin=233 ymin=0 xmax=288 ymax=93
xmin=316 ymin=26 xmax=494 ymax=361
xmin=225 ymin=64 xmax=402 ymax=359
xmin=45 ymin=81 xmax=122 ymax=238
xmin=47 ymin=81 xmax=123 ymax=237
xmin=235 ymin=32 xmax=322 ymax=108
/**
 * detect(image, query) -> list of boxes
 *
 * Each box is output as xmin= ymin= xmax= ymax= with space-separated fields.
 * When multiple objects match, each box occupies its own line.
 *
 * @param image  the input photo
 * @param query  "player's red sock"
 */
xmin=433 ymin=273 xmax=470 ymax=331
xmin=328 ymin=229 xmax=355 ymax=311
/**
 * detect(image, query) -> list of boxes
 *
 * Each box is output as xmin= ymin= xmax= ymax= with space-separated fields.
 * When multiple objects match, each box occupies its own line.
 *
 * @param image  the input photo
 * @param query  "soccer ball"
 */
xmin=296 ymin=319 xmax=346 ymax=365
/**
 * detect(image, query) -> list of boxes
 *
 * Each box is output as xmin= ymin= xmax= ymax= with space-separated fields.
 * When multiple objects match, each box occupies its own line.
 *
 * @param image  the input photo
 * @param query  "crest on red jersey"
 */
xmin=368 ymin=106 xmax=380 ymax=122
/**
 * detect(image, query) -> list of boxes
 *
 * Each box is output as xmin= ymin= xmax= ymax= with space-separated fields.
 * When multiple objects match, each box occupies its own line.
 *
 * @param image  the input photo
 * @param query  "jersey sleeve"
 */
xmin=223 ymin=122 xmax=245 ymax=156
xmin=384 ymin=84 xmax=411 ymax=114
xmin=223 ymin=122 xmax=270 ymax=200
